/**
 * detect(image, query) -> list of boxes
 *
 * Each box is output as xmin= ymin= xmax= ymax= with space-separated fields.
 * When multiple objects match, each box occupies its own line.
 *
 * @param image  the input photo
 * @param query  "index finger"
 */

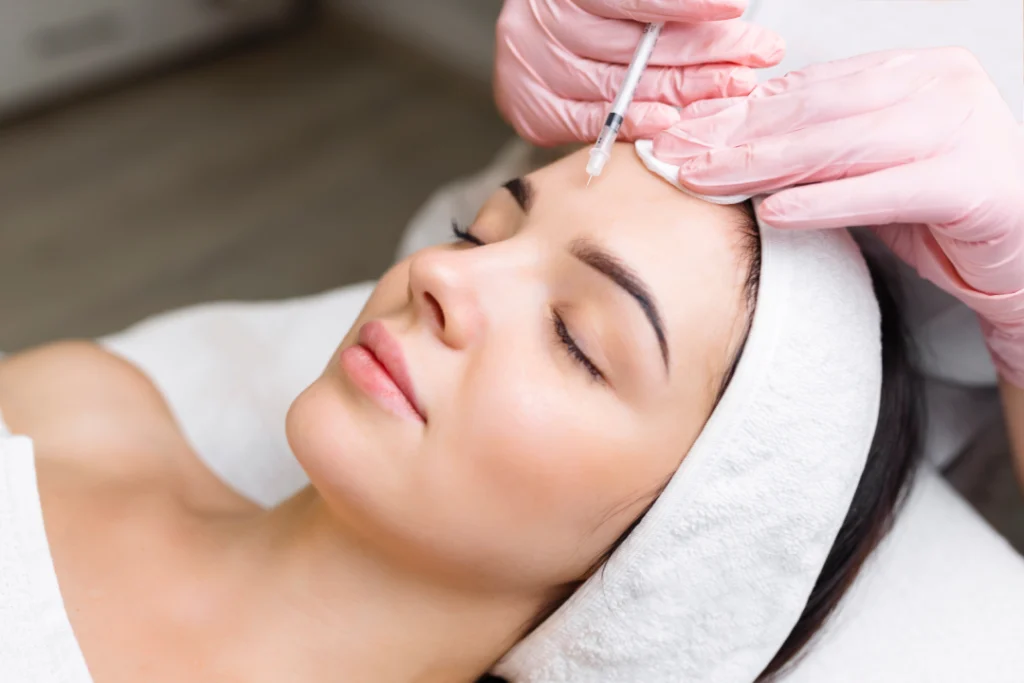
xmin=574 ymin=0 xmax=747 ymax=23
xmin=553 ymin=16 xmax=785 ymax=69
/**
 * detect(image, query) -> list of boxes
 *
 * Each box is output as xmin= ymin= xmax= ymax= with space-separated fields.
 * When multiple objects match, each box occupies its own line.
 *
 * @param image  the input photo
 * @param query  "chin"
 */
xmin=286 ymin=378 xmax=410 ymax=519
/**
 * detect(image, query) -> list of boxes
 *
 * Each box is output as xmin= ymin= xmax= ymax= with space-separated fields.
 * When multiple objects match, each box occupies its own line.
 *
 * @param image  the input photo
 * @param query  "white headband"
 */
xmin=493 ymin=141 xmax=882 ymax=682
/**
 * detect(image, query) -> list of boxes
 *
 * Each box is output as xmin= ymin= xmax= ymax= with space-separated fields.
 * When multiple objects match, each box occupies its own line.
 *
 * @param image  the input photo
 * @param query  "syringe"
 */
xmin=586 ymin=22 xmax=664 ymax=186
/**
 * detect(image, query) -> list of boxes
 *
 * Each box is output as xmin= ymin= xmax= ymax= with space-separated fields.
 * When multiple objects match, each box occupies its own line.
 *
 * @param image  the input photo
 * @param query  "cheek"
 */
xmin=330 ymin=260 xmax=413 ymax=356
xmin=374 ymin=258 xmax=412 ymax=302
xmin=289 ymin=261 xmax=418 ymax=491
xmin=433 ymin=346 xmax=682 ymax=569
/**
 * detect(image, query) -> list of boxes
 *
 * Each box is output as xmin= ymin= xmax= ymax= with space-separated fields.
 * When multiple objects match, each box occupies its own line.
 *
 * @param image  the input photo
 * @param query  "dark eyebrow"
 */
xmin=570 ymin=238 xmax=670 ymax=374
xmin=503 ymin=177 xmax=534 ymax=213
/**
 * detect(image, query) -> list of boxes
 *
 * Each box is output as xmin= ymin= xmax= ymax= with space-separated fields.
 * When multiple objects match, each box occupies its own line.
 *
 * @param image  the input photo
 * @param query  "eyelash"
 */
xmin=450 ymin=220 xmax=605 ymax=385
xmin=451 ymin=220 xmax=484 ymax=247
xmin=552 ymin=311 xmax=605 ymax=384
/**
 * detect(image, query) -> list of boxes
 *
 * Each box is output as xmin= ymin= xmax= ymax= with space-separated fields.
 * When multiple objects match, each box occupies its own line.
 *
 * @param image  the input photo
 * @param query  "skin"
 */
xmin=0 ymin=143 xmax=753 ymax=682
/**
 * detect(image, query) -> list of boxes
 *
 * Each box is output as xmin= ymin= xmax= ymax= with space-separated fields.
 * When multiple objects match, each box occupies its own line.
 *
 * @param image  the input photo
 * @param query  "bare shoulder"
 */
xmin=0 ymin=341 xmax=183 ymax=476
xmin=0 ymin=341 xmax=257 ymax=512
xmin=0 ymin=340 xmax=174 ymax=425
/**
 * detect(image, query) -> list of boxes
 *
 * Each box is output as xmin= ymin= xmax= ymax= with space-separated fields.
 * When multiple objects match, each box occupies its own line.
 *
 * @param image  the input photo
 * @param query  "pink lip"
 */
xmin=339 ymin=321 xmax=425 ymax=423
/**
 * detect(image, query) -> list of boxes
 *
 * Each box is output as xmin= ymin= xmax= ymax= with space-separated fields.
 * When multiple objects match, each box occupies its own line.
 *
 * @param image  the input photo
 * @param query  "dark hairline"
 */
xmin=714 ymin=200 xmax=762 ymax=406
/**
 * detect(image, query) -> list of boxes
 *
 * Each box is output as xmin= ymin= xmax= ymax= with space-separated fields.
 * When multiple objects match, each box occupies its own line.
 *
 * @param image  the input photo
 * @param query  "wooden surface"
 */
xmin=0 ymin=18 xmax=511 ymax=352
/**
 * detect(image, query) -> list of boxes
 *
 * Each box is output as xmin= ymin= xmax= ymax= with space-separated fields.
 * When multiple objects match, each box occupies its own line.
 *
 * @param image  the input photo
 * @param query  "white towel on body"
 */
xmin=0 ymin=415 xmax=92 ymax=682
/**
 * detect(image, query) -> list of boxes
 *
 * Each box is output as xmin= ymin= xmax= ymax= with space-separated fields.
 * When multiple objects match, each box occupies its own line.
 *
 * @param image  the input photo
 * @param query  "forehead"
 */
xmin=524 ymin=144 xmax=752 ymax=376
xmin=526 ymin=144 xmax=746 ymax=246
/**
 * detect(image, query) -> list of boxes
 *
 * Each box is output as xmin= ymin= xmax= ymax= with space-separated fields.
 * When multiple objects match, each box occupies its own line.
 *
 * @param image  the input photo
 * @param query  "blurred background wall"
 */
xmin=328 ymin=0 xmax=501 ymax=83
xmin=0 ymin=0 xmax=512 ymax=352
xmin=0 ymin=1 xmax=297 ymax=118
xmin=0 ymin=1 xmax=502 ymax=119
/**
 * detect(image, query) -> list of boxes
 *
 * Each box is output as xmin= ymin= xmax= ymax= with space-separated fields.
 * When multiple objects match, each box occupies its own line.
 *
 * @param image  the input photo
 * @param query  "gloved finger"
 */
xmin=763 ymin=158 xmax=1024 ymax=297
xmin=671 ymin=50 xmax=932 ymax=133
xmin=757 ymin=164 xmax=1024 ymax=297
xmin=518 ymin=99 xmax=682 ymax=146
xmin=549 ymin=14 xmax=784 ymax=68
xmin=654 ymin=68 xmax=950 ymax=161
xmin=677 ymin=96 xmax=747 ymax=120
xmin=671 ymin=53 xmax=916 ymax=132
xmin=918 ymin=155 xmax=1024 ymax=294
xmin=754 ymin=163 xmax=955 ymax=231
xmin=619 ymin=101 xmax=686 ymax=139
xmin=552 ymin=59 xmax=759 ymax=106
xmin=871 ymin=223 xmax=971 ymax=297
xmin=747 ymin=46 xmax=980 ymax=99
xmin=664 ymin=97 xmax=956 ymax=194
xmin=872 ymin=223 xmax=1024 ymax=307
xmin=574 ymin=0 xmax=747 ymax=23
xmin=739 ymin=49 xmax=918 ymax=99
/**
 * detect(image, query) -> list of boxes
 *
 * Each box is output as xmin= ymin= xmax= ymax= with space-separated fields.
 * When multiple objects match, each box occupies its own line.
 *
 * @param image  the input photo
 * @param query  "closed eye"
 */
xmin=552 ymin=311 xmax=605 ymax=384
xmin=451 ymin=220 xmax=485 ymax=246
xmin=452 ymin=219 xmax=605 ymax=386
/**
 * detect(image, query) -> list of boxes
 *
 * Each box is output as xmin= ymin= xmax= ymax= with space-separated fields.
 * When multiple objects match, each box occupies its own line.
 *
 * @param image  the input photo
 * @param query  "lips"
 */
xmin=339 ymin=320 xmax=425 ymax=423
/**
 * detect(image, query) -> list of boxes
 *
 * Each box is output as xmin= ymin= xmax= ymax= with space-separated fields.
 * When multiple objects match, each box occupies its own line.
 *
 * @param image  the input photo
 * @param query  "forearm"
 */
xmin=999 ymin=377 xmax=1024 ymax=491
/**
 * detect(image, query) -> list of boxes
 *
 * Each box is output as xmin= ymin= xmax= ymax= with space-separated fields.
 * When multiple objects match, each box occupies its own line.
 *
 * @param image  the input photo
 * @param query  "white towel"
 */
xmin=493 ymin=142 xmax=883 ymax=682
xmin=0 ymin=419 xmax=93 ymax=682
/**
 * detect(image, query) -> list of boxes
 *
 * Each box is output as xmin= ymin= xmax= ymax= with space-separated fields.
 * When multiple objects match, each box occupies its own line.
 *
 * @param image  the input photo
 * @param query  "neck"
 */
xmin=182 ymin=488 xmax=548 ymax=683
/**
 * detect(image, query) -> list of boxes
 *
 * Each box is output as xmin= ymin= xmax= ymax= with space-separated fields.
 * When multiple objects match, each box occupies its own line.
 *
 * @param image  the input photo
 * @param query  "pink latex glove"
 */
xmin=493 ymin=0 xmax=785 ymax=146
xmin=653 ymin=48 xmax=1024 ymax=387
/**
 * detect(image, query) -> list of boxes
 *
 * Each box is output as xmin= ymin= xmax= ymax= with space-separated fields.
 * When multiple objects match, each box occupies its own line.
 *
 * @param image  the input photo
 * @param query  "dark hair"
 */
xmin=479 ymin=207 xmax=923 ymax=683
xmin=751 ymin=222 xmax=924 ymax=679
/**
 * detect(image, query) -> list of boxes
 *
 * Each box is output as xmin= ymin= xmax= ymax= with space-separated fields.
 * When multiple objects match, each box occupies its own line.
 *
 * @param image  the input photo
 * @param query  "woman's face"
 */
xmin=288 ymin=143 xmax=753 ymax=591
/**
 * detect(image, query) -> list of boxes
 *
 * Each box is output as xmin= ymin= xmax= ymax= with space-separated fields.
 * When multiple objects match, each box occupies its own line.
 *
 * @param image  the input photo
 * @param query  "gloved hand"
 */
xmin=494 ymin=0 xmax=785 ymax=146
xmin=652 ymin=48 xmax=1024 ymax=386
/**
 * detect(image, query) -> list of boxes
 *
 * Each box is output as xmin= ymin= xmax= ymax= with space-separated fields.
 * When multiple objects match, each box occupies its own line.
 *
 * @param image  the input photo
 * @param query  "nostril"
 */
xmin=424 ymin=291 xmax=445 ymax=331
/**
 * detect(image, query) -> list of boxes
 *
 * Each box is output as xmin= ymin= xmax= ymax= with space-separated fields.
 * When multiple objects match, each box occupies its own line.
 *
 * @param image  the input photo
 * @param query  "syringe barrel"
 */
xmin=587 ymin=114 xmax=621 ymax=177
xmin=609 ymin=22 xmax=663 ymax=114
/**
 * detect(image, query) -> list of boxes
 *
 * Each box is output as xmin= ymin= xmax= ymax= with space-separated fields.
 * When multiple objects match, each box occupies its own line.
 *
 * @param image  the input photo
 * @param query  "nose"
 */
xmin=407 ymin=247 xmax=486 ymax=349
